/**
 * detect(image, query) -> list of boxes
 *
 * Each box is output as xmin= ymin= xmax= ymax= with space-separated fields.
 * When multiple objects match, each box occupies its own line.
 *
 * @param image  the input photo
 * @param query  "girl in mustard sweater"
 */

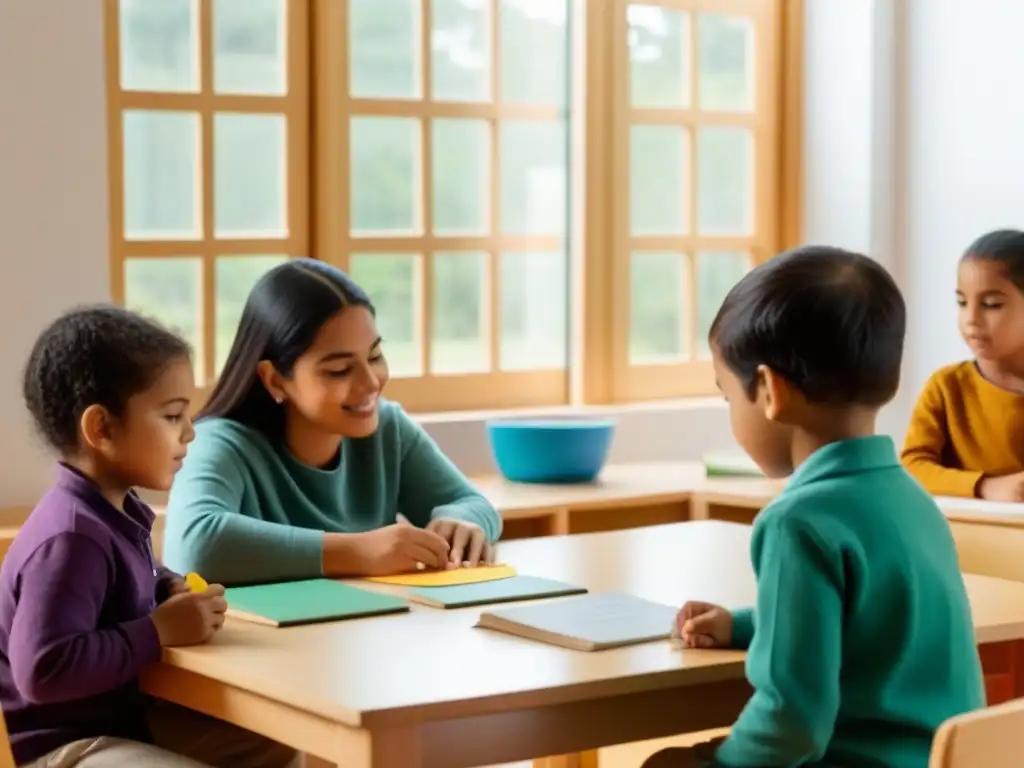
xmin=901 ymin=229 xmax=1024 ymax=500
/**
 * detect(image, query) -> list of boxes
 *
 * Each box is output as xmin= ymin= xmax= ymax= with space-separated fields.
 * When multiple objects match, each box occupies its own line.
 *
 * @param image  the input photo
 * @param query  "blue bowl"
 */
xmin=486 ymin=418 xmax=616 ymax=484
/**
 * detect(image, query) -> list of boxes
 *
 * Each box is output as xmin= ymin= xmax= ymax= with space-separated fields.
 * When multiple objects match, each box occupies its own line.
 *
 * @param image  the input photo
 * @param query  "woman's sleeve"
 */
xmin=394 ymin=408 xmax=503 ymax=541
xmin=900 ymin=374 xmax=982 ymax=498
xmin=164 ymin=432 xmax=324 ymax=584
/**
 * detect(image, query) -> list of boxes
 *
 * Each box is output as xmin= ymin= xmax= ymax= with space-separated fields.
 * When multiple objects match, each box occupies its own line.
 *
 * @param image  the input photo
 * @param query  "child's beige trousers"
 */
xmin=22 ymin=701 xmax=297 ymax=768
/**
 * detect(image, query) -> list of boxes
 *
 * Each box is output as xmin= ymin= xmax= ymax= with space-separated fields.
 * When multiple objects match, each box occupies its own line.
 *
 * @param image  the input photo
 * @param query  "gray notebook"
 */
xmin=476 ymin=592 xmax=678 ymax=651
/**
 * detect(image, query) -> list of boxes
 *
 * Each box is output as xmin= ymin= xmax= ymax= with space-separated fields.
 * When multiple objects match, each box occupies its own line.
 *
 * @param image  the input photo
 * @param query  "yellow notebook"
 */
xmin=366 ymin=563 xmax=516 ymax=587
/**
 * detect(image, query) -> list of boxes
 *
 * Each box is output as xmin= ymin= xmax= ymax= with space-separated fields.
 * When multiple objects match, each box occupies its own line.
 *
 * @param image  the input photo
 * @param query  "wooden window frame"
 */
xmin=578 ymin=0 xmax=804 ymax=404
xmin=104 ymin=0 xmax=803 ymax=414
xmin=311 ymin=0 xmax=571 ymax=413
xmin=103 ymin=0 xmax=310 ymax=392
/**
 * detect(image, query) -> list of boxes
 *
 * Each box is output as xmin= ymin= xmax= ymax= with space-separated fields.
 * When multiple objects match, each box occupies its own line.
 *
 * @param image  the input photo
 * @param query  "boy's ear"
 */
xmin=256 ymin=360 xmax=287 ymax=404
xmin=755 ymin=365 xmax=796 ymax=422
xmin=79 ymin=404 xmax=119 ymax=456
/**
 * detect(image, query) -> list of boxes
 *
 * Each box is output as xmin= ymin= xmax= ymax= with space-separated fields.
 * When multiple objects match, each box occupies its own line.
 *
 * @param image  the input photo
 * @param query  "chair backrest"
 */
xmin=931 ymin=698 xmax=1024 ymax=767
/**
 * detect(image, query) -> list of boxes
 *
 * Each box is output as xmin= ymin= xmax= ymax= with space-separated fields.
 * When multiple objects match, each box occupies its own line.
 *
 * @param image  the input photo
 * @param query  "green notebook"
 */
xmin=406 ymin=575 xmax=587 ymax=609
xmin=702 ymin=451 xmax=763 ymax=477
xmin=225 ymin=579 xmax=409 ymax=627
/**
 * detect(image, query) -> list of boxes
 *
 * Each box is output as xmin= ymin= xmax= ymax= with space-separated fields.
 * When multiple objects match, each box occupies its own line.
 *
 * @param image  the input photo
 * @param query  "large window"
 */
xmin=105 ymin=0 xmax=801 ymax=412
xmin=613 ymin=0 xmax=785 ymax=400
xmin=105 ymin=0 xmax=309 ymax=384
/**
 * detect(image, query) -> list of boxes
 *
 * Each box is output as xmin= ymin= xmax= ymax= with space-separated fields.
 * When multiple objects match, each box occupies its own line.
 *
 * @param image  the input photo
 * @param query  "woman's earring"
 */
xmin=275 ymin=395 xmax=284 ymax=404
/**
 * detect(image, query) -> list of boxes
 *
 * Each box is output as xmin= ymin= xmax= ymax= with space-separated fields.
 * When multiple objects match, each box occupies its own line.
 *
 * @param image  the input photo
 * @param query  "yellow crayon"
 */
xmin=185 ymin=572 xmax=208 ymax=593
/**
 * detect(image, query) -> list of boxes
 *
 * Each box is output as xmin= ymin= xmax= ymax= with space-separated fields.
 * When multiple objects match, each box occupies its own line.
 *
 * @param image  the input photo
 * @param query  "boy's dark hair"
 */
xmin=709 ymin=245 xmax=906 ymax=406
xmin=962 ymin=229 xmax=1024 ymax=292
xmin=23 ymin=305 xmax=191 ymax=454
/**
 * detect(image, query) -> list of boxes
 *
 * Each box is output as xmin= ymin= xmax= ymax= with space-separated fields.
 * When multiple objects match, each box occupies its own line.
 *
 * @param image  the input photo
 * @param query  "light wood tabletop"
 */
xmin=686 ymin=479 xmax=1024 ymax=585
xmin=689 ymin=477 xmax=1024 ymax=527
xmin=140 ymin=521 xmax=1024 ymax=768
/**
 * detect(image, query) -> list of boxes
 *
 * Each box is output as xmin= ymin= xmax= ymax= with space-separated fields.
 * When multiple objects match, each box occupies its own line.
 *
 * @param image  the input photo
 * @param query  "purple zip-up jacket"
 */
xmin=0 ymin=465 xmax=175 ymax=765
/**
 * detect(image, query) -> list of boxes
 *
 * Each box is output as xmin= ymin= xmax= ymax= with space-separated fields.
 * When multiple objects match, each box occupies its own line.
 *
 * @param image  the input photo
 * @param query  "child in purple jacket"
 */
xmin=0 ymin=307 xmax=295 ymax=767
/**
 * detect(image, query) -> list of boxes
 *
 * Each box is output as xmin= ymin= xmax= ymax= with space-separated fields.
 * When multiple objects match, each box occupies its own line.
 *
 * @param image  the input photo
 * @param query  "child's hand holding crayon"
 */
xmin=150 ymin=572 xmax=226 ymax=647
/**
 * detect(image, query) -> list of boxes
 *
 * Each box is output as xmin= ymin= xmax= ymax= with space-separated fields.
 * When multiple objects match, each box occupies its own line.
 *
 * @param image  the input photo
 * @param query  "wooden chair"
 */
xmin=0 ymin=707 xmax=14 ymax=768
xmin=931 ymin=698 xmax=1024 ymax=767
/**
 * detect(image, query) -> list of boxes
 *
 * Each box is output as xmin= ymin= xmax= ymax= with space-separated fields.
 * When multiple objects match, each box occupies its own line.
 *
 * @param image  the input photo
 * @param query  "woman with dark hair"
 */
xmin=162 ymin=259 xmax=501 ymax=584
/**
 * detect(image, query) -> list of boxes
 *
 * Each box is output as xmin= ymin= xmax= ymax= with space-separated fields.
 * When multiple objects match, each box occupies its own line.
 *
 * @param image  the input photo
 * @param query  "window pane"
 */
xmin=350 ymin=117 xmax=422 ymax=236
xmin=630 ymin=251 xmax=686 ymax=364
xmin=500 ymin=0 xmax=568 ymax=105
xmin=499 ymin=120 xmax=567 ymax=236
xmin=697 ymin=251 xmax=751 ymax=357
xmin=432 ymin=119 xmax=489 ymax=235
xmin=213 ymin=0 xmax=287 ymax=95
xmin=698 ymin=14 xmax=754 ymax=112
xmin=119 ymin=0 xmax=198 ymax=93
xmin=432 ymin=0 xmax=490 ymax=101
xmin=630 ymin=125 xmax=687 ymax=236
xmin=123 ymin=111 xmax=200 ymax=240
xmin=628 ymin=5 xmax=690 ymax=109
xmin=500 ymin=251 xmax=567 ymax=370
xmin=124 ymin=257 xmax=203 ymax=380
xmin=350 ymin=254 xmax=423 ymax=377
xmin=432 ymin=252 xmax=488 ymax=374
xmin=349 ymin=0 xmax=420 ymax=99
xmin=215 ymin=255 xmax=289 ymax=374
xmin=214 ymin=113 xmax=287 ymax=238
xmin=697 ymin=127 xmax=753 ymax=235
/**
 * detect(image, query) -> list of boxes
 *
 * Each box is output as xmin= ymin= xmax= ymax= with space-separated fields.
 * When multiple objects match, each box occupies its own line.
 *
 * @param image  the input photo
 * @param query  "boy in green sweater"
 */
xmin=647 ymin=247 xmax=985 ymax=767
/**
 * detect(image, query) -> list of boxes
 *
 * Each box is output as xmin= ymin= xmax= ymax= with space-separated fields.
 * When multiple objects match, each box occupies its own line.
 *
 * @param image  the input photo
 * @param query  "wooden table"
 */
xmin=689 ymin=480 xmax=1024 ymax=584
xmin=140 ymin=521 xmax=1024 ymax=768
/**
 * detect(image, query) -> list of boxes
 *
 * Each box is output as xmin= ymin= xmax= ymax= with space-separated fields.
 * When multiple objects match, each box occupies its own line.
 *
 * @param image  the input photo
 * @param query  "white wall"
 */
xmin=902 ymin=0 xmax=1024 ymax=401
xmin=801 ymin=0 xmax=909 ymax=439
xmin=0 ymin=2 xmax=111 ymax=505
xmin=803 ymin=2 xmax=874 ymax=256
xmin=803 ymin=0 xmax=1024 ymax=443
xmin=3 ymin=0 xmax=1019 ymax=505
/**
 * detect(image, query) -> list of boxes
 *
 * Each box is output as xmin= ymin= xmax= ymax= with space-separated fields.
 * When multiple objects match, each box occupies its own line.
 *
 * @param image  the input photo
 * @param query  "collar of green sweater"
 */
xmin=787 ymin=435 xmax=898 ymax=490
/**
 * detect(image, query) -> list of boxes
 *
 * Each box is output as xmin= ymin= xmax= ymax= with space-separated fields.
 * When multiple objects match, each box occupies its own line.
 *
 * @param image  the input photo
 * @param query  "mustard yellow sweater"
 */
xmin=901 ymin=362 xmax=1024 ymax=497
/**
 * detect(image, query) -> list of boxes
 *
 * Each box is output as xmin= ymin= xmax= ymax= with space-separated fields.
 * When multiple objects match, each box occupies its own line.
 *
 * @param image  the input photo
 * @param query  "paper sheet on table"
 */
xmin=366 ymin=563 xmax=516 ymax=587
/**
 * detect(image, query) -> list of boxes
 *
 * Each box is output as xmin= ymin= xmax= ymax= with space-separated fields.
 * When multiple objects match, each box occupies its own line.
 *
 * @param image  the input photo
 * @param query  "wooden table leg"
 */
xmin=368 ymin=726 xmax=422 ymax=768
xmin=689 ymin=496 xmax=709 ymax=521
xmin=540 ymin=508 xmax=572 ymax=536
xmin=533 ymin=750 xmax=599 ymax=768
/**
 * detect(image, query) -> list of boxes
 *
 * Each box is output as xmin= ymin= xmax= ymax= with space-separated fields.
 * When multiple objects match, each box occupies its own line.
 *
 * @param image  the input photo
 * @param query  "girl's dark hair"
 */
xmin=962 ymin=229 xmax=1024 ymax=292
xmin=199 ymin=258 xmax=374 ymax=436
xmin=23 ymin=305 xmax=191 ymax=454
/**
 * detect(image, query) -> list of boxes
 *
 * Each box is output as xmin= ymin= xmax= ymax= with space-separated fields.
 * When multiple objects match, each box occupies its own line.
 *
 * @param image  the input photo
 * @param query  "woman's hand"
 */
xmin=426 ymin=518 xmax=494 ymax=568
xmin=348 ymin=524 xmax=451 ymax=576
